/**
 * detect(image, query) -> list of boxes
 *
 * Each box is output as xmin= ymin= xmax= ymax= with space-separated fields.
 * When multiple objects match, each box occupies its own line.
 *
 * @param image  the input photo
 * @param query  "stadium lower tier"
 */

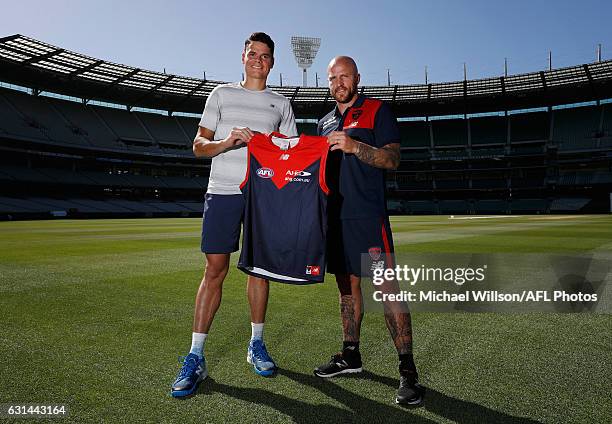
xmin=0 ymin=196 xmax=204 ymax=219
xmin=0 ymin=193 xmax=607 ymax=221
xmin=386 ymin=196 xmax=603 ymax=215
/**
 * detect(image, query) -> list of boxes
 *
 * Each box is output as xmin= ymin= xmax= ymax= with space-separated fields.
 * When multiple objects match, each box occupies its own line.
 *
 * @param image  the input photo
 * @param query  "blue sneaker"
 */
xmin=171 ymin=353 xmax=207 ymax=398
xmin=247 ymin=339 xmax=277 ymax=376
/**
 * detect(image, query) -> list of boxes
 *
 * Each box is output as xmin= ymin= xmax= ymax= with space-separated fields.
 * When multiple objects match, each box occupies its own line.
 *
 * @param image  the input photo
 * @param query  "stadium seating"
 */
xmin=0 ymin=91 xmax=50 ymax=141
xmin=136 ymin=112 xmax=190 ymax=147
xmin=510 ymin=178 xmax=545 ymax=188
xmin=1 ymin=89 xmax=89 ymax=147
xmin=159 ymin=175 xmax=207 ymax=190
xmin=405 ymin=200 xmax=437 ymax=214
xmin=552 ymin=106 xmax=601 ymax=150
xmin=397 ymin=179 xmax=432 ymax=190
xmin=549 ymin=198 xmax=590 ymax=212
xmin=92 ymin=105 xmax=153 ymax=143
xmin=435 ymin=178 xmax=469 ymax=190
xmin=0 ymin=197 xmax=203 ymax=216
xmin=469 ymin=115 xmax=507 ymax=145
xmin=510 ymin=111 xmax=549 ymax=142
xmin=176 ymin=201 xmax=204 ymax=213
xmin=474 ymin=199 xmax=508 ymax=214
xmin=509 ymin=198 xmax=548 ymax=213
xmin=175 ymin=116 xmax=200 ymax=140
xmin=0 ymin=196 xmax=52 ymax=213
xmin=509 ymin=143 xmax=545 ymax=155
xmin=399 ymin=121 xmax=430 ymax=148
xmin=1 ymin=166 xmax=54 ymax=184
xmin=1 ymin=79 xmax=611 ymax=218
xmin=296 ymin=122 xmax=318 ymax=135
xmin=471 ymin=178 xmax=507 ymax=189
xmin=68 ymin=198 xmax=132 ymax=213
xmin=401 ymin=149 xmax=430 ymax=160
xmin=34 ymin=168 xmax=97 ymax=186
xmin=48 ymin=97 xmax=124 ymax=150
xmin=432 ymin=118 xmax=468 ymax=146
xmin=438 ymin=200 xmax=471 ymax=214
xmin=599 ymin=137 xmax=612 ymax=148
xmin=600 ymin=104 xmax=612 ymax=136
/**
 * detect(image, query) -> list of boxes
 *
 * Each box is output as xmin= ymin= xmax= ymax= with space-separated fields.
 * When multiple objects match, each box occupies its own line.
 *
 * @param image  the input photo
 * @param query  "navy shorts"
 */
xmin=201 ymin=193 xmax=244 ymax=254
xmin=327 ymin=217 xmax=395 ymax=277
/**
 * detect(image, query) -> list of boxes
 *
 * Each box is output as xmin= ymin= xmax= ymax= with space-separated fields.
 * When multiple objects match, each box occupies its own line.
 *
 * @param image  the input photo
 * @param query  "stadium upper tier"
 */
xmin=1 ymin=34 xmax=612 ymax=118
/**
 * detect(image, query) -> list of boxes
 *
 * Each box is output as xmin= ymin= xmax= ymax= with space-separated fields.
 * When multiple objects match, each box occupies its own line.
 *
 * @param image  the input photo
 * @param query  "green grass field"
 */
xmin=1 ymin=215 xmax=611 ymax=423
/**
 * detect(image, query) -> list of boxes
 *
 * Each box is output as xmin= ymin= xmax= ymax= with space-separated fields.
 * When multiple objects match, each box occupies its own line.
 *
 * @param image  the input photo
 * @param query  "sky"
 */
xmin=1 ymin=0 xmax=611 ymax=87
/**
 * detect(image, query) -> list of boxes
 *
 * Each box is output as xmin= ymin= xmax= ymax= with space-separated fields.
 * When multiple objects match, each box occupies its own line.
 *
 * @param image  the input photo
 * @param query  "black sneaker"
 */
xmin=395 ymin=372 xmax=424 ymax=406
xmin=314 ymin=351 xmax=363 ymax=378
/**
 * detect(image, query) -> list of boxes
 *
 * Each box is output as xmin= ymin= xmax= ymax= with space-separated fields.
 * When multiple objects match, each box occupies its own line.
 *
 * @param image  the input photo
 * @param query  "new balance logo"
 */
xmin=306 ymin=265 xmax=321 ymax=276
xmin=279 ymin=154 xmax=290 ymax=160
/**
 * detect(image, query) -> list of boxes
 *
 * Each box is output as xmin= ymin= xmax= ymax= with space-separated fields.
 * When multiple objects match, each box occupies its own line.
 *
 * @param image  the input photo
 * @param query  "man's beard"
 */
xmin=332 ymin=84 xmax=357 ymax=103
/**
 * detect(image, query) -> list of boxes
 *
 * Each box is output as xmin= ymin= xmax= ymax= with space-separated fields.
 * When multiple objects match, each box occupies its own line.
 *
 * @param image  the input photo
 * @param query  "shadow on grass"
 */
xmin=356 ymin=370 xmax=540 ymax=424
xmin=195 ymin=369 xmax=540 ymax=423
xmin=197 ymin=375 xmax=434 ymax=424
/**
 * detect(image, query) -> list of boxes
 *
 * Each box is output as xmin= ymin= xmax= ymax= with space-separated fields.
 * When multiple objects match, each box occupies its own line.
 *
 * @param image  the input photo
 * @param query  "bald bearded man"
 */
xmin=314 ymin=56 xmax=424 ymax=406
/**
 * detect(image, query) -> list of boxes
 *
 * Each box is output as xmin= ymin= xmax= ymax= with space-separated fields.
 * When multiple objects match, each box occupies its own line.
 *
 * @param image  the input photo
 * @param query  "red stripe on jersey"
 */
xmin=240 ymin=140 xmax=251 ymax=190
xmin=318 ymin=143 xmax=330 ymax=195
xmin=342 ymin=98 xmax=382 ymax=130
xmin=381 ymin=218 xmax=394 ymax=268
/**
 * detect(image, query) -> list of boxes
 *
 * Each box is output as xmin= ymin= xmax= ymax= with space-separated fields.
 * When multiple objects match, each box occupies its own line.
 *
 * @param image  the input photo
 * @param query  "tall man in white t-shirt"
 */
xmin=171 ymin=32 xmax=297 ymax=398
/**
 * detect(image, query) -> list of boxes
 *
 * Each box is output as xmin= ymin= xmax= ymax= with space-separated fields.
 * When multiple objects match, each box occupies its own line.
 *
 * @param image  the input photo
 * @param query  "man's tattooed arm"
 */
xmin=354 ymin=142 xmax=400 ymax=170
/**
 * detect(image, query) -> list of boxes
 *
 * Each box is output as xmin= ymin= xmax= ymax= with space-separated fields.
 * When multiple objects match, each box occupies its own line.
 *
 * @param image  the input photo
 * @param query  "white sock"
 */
xmin=189 ymin=332 xmax=207 ymax=358
xmin=251 ymin=323 xmax=264 ymax=341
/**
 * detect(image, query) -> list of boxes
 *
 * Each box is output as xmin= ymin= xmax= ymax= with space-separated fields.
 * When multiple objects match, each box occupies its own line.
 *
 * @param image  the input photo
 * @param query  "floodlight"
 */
xmin=291 ymin=36 xmax=321 ymax=87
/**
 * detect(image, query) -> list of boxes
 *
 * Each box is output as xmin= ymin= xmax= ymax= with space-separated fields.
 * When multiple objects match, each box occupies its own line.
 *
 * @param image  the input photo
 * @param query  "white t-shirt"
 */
xmin=199 ymin=82 xmax=297 ymax=195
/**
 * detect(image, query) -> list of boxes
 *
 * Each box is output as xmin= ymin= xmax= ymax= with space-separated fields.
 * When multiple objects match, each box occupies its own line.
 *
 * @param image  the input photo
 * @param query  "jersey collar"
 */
xmin=334 ymin=93 xmax=365 ymax=118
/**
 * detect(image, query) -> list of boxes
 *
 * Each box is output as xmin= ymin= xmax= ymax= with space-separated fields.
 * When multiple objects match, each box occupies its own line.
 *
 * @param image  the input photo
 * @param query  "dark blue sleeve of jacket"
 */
xmin=374 ymin=102 xmax=401 ymax=147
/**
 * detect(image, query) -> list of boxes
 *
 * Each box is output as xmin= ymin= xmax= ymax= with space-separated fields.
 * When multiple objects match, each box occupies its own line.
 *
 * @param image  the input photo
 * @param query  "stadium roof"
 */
xmin=1 ymin=34 xmax=612 ymax=118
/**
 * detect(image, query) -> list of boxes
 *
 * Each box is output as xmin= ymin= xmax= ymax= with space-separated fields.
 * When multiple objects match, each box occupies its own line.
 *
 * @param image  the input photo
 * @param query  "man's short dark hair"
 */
xmin=244 ymin=32 xmax=275 ymax=57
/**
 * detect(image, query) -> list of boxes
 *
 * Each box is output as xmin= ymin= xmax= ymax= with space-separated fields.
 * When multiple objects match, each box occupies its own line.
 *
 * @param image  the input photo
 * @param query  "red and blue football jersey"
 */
xmin=238 ymin=132 xmax=329 ymax=284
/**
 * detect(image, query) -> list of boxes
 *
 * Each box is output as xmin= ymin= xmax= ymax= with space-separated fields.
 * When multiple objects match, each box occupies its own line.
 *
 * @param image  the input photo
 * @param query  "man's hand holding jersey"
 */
xmin=326 ymin=130 xmax=400 ymax=170
xmin=193 ymin=126 xmax=254 ymax=158
xmin=225 ymin=126 xmax=255 ymax=147
xmin=327 ymin=130 xmax=359 ymax=154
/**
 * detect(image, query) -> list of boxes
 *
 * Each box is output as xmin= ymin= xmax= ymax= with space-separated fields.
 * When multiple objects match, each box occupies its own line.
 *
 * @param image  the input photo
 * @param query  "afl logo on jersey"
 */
xmin=256 ymin=168 xmax=274 ymax=178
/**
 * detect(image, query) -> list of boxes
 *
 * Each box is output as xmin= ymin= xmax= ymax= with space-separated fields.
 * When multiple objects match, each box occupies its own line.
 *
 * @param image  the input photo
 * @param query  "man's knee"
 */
xmin=247 ymin=276 xmax=268 ymax=286
xmin=336 ymin=274 xmax=360 ymax=296
xmin=203 ymin=254 xmax=230 ymax=282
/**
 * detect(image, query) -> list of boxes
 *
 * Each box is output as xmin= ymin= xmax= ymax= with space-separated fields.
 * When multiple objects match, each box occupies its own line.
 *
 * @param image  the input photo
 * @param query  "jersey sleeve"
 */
xmin=198 ymin=86 xmax=221 ymax=132
xmin=373 ymin=102 xmax=401 ymax=147
xmin=279 ymin=99 xmax=298 ymax=137
xmin=317 ymin=136 xmax=330 ymax=195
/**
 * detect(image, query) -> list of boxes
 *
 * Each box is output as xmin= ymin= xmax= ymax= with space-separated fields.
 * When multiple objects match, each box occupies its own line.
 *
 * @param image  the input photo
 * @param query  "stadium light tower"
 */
xmin=291 ymin=36 xmax=321 ymax=87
